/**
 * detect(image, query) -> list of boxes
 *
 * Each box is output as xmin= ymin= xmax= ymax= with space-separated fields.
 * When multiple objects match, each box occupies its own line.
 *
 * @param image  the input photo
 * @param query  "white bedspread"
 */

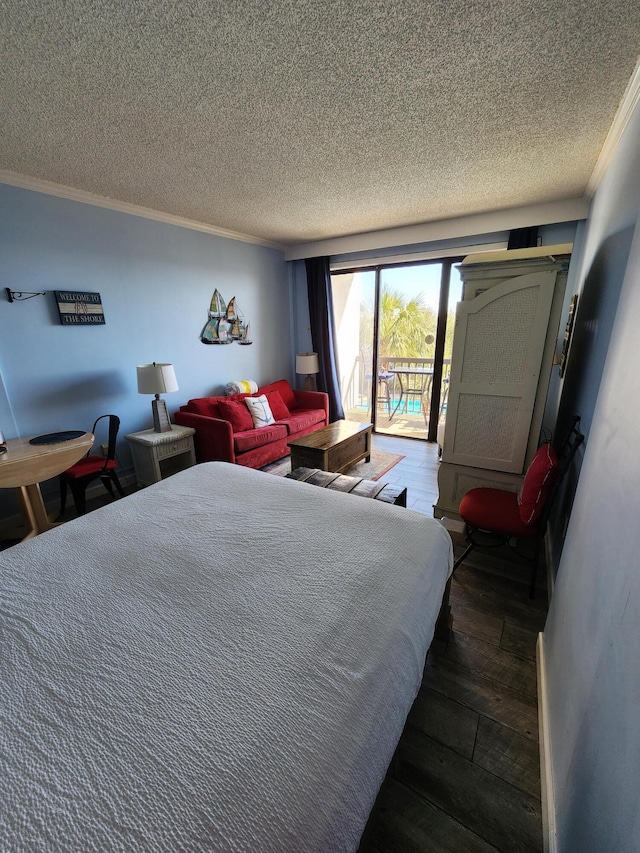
xmin=0 ymin=461 xmax=452 ymax=852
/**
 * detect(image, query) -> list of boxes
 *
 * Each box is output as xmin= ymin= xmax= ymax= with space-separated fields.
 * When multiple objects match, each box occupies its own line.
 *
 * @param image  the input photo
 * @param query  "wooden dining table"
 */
xmin=0 ymin=432 xmax=94 ymax=540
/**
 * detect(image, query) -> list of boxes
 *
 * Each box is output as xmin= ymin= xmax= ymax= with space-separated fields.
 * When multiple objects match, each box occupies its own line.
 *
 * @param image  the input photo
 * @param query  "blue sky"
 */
xmin=355 ymin=263 xmax=463 ymax=313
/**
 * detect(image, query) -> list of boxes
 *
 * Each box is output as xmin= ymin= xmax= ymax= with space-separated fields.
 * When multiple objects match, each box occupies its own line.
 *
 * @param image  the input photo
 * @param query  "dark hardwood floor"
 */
xmin=359 ymin=433 xmax=546 ymax=853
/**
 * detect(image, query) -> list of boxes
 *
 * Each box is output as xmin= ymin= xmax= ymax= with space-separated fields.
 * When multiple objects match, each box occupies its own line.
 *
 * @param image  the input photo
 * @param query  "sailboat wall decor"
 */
xmin=200 ymin=291 xmax=252 ymax=345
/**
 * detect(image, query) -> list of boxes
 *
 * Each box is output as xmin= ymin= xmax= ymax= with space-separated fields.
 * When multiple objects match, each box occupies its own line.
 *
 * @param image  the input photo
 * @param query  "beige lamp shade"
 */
xmin=136 ymin=363 xmax=179 ymax=395
xmin=295 ymin=353 xmax=319 ymax=375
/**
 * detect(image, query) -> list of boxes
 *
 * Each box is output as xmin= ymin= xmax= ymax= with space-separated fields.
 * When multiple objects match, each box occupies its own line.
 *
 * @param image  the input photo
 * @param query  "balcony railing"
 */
xmin=341 ymin=355 xmax=451 ymax=439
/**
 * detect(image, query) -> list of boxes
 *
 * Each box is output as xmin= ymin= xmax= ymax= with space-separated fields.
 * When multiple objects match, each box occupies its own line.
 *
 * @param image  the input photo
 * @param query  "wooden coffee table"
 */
xmin=287 ymin=420 xmax=372 ymax=473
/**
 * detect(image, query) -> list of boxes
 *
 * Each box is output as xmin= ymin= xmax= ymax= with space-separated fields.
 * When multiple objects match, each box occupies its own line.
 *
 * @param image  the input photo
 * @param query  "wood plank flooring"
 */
xmin=359 ymin=433 xmax=545 ymax=853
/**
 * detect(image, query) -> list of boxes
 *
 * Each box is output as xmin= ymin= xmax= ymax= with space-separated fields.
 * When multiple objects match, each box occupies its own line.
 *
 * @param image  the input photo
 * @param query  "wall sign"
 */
xmin=55 ymin=291 xmax=105 ymax=325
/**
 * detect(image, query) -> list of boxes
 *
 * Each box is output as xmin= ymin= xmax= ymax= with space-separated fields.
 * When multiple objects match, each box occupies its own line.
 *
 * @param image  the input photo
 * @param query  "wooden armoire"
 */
xmin=434 ymin=244 xmax=572 ymax=519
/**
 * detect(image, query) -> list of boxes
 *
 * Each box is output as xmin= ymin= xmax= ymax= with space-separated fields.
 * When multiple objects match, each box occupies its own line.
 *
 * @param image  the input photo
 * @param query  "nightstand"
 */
xmin=125 ymin=425 xmax=196 ymax=487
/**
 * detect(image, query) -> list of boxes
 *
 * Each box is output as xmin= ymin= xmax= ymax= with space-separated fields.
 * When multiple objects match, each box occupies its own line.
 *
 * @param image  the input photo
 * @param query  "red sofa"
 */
xmin=174 ymin=379 xmax=329 ymax=469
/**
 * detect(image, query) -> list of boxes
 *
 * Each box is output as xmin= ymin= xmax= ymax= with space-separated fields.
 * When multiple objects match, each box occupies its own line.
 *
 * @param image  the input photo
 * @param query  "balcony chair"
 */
xmin=452 ymin=416 xmax=584 ymax=598
xmin=364 ymin=369 xmax=394 ymax=416
xmin=376 ymin=370 xmax=394 ymax=415
xmin=389 ymin=367 xmax=433 ymax=425
xmin=59 ymin=414 xmax=125 ymax=516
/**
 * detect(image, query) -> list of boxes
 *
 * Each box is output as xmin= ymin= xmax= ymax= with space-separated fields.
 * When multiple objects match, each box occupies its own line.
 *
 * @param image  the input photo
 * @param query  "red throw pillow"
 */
xmin=188 ymin=398 xmax=221 ymax=418
xmin=517 ymin=443 xmax=559 ymax=526
xmin=260 ymin=380 xmax=297 ymax=411
xmin=264 ymin=390 xmax=290 ymax=420
xmin=218 ymin=399 xmax=254 ymax=433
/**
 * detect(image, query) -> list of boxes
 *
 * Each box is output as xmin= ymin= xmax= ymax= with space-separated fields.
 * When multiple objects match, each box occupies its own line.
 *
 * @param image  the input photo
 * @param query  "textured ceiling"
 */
xmin=2 ymin=1 xmax=639 ymax=246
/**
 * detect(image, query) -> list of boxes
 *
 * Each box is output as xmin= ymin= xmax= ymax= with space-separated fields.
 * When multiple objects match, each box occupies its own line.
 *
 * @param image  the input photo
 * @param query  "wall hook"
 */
xmin=5 ymin=287 xmax=46 ymax=303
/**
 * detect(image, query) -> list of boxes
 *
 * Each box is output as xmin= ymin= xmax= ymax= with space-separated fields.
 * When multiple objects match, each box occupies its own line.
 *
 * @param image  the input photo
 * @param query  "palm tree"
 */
xmin=360 ymin=286 xmax=437 ymax=360
xmin=378 ymin=288 xmax=437 ymax=358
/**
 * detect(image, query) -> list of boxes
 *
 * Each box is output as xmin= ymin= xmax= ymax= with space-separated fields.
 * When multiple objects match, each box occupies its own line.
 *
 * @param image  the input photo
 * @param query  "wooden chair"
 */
xmin=59 ymin=414 xmax=125 ymax=516
xmin=452 ymin=416 xmax=584 ymax=597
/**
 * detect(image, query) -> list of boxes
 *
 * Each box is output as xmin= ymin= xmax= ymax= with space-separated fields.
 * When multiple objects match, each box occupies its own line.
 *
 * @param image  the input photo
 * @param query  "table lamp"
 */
xmin=136 ymin=363 xmax=179 ymax=432
xmin=296 ymin=352 xmax=320 ymax=391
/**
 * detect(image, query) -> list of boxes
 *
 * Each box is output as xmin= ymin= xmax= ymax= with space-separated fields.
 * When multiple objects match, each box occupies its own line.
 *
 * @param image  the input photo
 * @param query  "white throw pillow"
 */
xmin=245 ymin=394 xmax=276 ymax=428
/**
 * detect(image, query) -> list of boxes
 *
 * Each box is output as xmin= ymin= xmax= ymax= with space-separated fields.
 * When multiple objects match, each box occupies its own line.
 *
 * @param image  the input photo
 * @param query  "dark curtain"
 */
xmin=508 ymin=226 xmax=539 ymax=249
xmin=305 ymin=257 xmax=345 ymax=422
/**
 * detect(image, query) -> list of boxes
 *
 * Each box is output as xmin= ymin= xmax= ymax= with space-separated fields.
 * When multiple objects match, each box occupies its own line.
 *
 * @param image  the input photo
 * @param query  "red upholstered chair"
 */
xmin=453 ymin=417 xmax=584 ymax=597
xmin=59 ymin=414 xmax=125 ymax=516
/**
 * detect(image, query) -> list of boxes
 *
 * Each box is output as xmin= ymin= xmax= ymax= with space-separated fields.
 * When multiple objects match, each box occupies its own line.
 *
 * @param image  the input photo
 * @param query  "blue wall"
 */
xmin=0 ymin=184 xmax=289 ymax=510
xmin=543 ymin=99 xmax=640 ymax=852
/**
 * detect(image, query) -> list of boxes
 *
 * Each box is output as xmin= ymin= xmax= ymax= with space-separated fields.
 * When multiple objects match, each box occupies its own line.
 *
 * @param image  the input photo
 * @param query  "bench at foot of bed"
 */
xmin=286 ymin=466 xmax=407 ymax=507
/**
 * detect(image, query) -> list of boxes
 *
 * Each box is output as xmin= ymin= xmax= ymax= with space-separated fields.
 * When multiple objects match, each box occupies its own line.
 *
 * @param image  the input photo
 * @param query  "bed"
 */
xmin=0 ymin=462 xmax=452 ymax=852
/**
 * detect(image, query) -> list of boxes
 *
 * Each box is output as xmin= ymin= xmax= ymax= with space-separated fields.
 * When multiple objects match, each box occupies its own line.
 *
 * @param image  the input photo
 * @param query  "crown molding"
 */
xmin=1 ymin=169 xmax=594 ymax=261
xmin=0 ymin=171 xmax=287 ymax=251
xmin=285 ymin=198 xmax=590 ymax=261
xmin=586 ymin=59 xmax=640 ymax=197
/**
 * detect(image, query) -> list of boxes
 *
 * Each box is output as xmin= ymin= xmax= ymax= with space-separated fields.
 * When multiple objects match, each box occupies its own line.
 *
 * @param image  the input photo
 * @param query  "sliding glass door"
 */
xmin=331 ymin=269 xmax=377 ymax=425
xmin=331 ymin=259 xmax=462 ymax=441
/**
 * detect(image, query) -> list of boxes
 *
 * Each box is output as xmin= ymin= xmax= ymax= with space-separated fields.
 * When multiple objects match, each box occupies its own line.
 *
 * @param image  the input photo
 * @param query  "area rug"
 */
xmin=263 ymin=450 xmax=404 ymax=481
